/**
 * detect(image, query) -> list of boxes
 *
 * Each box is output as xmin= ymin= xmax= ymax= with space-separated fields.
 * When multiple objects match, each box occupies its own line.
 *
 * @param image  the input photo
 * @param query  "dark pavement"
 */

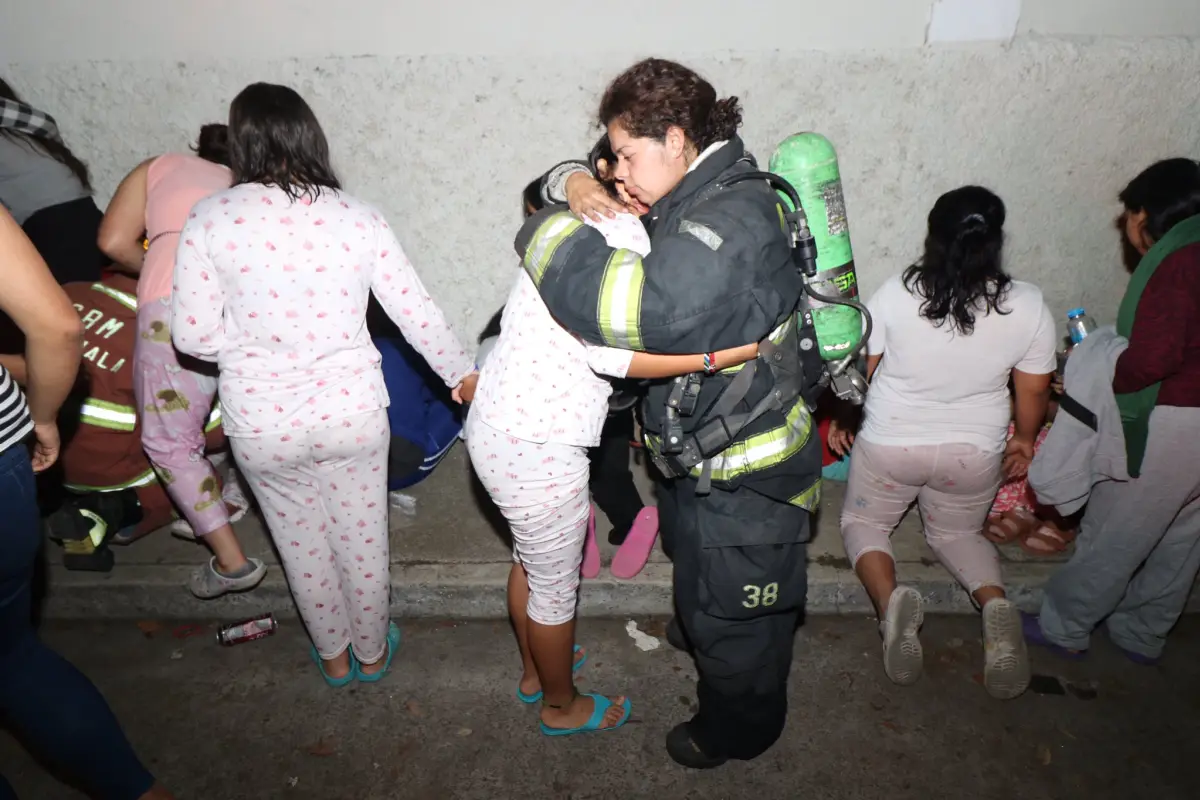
xmin=3 ymin=616 xmax=1199 ymax=799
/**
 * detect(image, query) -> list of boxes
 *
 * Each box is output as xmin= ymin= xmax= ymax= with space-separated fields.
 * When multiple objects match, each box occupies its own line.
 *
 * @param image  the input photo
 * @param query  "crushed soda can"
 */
xmin=217 ymin=613 xmax=278 ymax=646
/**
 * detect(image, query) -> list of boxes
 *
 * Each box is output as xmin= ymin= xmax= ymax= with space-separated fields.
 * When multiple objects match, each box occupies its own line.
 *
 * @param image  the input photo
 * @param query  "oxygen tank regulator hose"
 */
xmin=720 ymin=171 xmax=873 ymax=365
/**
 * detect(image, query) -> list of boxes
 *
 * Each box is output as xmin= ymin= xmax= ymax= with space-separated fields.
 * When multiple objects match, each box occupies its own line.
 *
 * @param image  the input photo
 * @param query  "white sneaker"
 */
xmin=881 ymin=586 xmax=924 ymax=686
xmin=188 ymin=557 xmax=267 ymax=599
xmin=982 ymin=598 xmax=1030 ymax=700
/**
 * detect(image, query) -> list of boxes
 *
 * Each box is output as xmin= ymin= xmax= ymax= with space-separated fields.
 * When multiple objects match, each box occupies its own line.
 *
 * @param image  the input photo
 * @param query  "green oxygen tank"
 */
xmin=769 ymin=133 xmax=861 ymax=362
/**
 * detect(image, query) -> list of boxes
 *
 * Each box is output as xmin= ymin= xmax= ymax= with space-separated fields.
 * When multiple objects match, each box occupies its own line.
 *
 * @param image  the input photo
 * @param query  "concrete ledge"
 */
xmin=36 ymin=448 xmax=1199 ymax=621
xmin=40 ymin=560 xmax=1075 ymax=621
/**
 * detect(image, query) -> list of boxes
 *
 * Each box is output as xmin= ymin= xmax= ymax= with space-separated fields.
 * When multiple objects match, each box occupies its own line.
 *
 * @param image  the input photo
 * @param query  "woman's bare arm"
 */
xmin=0 ymin=207 xmax=83 ymax=424
xmin=98 ymin=158 xmax=154 ymax=272
xmin=625 ymin=344 xmax=758 ymax=379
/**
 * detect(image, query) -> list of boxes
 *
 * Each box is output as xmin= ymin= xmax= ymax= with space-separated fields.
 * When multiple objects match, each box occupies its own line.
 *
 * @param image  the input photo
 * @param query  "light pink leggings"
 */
xmin=841 ymin=438 xmax=1004 ymax=593
xmin=230 ymin=410 xmax=391 ymax=662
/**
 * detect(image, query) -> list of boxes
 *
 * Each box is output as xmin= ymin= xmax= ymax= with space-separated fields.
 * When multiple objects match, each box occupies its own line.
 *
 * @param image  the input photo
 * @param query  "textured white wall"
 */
xmin=4 ymin=2 xmax=1200 ymax=338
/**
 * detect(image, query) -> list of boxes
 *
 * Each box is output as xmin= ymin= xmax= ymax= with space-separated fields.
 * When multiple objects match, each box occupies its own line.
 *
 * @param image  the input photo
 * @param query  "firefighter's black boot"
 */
xmin=44 ymin=491 xmax=137 ymax=572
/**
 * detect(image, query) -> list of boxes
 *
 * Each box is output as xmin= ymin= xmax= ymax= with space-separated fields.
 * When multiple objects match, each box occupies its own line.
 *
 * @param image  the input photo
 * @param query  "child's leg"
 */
xmin=134 ymin=303 xmax=248 ymax=578
xmin=469 ymin=423 xmax=625 ymax=730
xmin=506 ymin=560 xmax=538 ymax=686
xmin=230 ymin=433 xmax=354 ymax=676
xmin=588 ymin=410 xmax=643 ymax=544
xmin=309 ymin=411 xmax=393 ymax=669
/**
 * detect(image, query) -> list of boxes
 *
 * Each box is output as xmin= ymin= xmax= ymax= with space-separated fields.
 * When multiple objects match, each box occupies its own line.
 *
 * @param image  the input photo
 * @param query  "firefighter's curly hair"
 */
xmin=598 ymin=58 xmax=741 ymax=151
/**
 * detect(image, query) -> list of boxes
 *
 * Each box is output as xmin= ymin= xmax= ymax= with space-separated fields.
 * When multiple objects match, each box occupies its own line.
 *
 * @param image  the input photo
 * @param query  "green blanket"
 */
xmin=1115 ymin=213 xmax=1200 ymax=477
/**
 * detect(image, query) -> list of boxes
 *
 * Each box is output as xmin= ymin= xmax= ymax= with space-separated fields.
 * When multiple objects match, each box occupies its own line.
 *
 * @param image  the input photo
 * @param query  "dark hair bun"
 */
xmin=195 ymin=123 xmax=230 ymax=167
xmin=707 ymin=96 xmax=743 ymax=142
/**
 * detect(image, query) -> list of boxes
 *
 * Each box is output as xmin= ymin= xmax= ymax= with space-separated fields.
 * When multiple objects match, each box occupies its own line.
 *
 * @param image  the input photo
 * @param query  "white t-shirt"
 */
xmin=858 ymin=274 xmax=1057 ymax=452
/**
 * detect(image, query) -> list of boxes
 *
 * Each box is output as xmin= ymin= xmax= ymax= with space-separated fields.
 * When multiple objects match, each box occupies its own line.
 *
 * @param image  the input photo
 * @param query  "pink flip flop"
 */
xmin=611 ymin=507 xmax=659 ymax=580
xmin=581 ymin=506 xmax=601 ymax=579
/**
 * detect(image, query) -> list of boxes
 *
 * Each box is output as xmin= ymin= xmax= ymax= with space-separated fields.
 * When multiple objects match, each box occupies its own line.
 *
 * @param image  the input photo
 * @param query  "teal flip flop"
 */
xmin=539 ymin=693 xmax=632 ymax=737
xmin=356 ymin=621 xmax=402 ymax=684
xmin=310 ymin=646 xmax=358 ymax=688
xmin=516 ymin=644 xmax=587 ymax=704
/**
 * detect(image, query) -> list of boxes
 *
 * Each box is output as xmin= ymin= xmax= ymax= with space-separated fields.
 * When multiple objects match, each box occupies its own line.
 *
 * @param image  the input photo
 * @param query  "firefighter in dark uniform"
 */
xmin=515 ymin=58 xmax=822 ymax=768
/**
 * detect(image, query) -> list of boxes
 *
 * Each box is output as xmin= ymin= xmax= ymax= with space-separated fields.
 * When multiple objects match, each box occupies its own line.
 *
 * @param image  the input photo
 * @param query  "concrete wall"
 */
xmin=4 ymin=1 xmax=1200 ymax=336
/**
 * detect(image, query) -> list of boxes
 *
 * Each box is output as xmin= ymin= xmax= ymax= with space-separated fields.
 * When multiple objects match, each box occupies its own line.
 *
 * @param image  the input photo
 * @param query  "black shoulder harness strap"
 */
xmin=1058 ymin=392 xmax=1098 ymax=432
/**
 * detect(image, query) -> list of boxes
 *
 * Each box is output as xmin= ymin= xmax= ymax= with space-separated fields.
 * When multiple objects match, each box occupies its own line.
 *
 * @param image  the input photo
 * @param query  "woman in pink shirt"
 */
xmin=99 ymin=125 xmax=265 ymax=599
xmin=172 ymin=83 xmax=476 ymax=686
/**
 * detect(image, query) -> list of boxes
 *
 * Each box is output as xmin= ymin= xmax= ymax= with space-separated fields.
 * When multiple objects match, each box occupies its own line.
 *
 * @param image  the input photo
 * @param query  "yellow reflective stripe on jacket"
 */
xmin=646 ymin=397 xmax=816 ymax=500
xmin=597 ymin=249 xmax=645 ymax=350
xmin=79 ymin=398 xmax=137 ymax=432
xmin=65 ymin=468 xmax=158 ymax=493
xmin=90 ymin=282 xmax=138 ymax=311
xmin=698 ymin=398 xmax=813 ymax=480
xmin=204 ymin=402 xmax=222 ymax=433
xmin=523 ymin=212 xmax=583 ymax=284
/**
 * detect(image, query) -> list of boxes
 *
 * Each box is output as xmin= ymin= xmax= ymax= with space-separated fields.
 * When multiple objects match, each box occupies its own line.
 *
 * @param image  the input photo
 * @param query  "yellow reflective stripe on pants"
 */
xmin=64 ymin=468 xmax=159 ymax=493
xmin=597 ymin=249 xmax=645 ymax=350
xmin=90 ymin=282 xmax=138 ymax=311
xmin=79 ymin=398 xmax=137 ymax=432
xmin=204 ymin=403 xmax=222 ymax=433
xmin=523 ymin=212 xmax=583 ymax=284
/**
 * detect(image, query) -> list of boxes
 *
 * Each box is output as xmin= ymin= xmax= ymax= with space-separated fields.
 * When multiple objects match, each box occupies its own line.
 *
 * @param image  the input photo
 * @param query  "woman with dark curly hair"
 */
xmin=517 ymin=58 xmax=816 ymax=767
xmin=834 ymin=185 xmax=1056 ymax=700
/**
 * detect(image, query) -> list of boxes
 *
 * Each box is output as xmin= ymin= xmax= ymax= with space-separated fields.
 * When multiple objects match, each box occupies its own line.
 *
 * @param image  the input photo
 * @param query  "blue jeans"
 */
xmin=0 ymin=442 xmax=155 ymax=799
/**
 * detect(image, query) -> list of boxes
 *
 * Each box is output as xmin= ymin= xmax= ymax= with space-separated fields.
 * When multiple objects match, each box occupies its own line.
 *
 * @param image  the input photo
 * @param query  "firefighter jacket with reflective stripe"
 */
xmin=514 ymin=137 xmax=821 ymax=508
xmin=60 ymin=274 xmax=153 ymax=494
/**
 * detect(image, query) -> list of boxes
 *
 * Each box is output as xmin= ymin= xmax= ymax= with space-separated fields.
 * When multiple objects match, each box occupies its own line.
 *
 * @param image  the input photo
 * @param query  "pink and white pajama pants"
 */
xmin=840 ymin=438 xmax=1005 ymax=594
xmin=229 ymin=410 xmax=392 ymax=662
xmin=465 ymin=414 xmax=591 ymax=626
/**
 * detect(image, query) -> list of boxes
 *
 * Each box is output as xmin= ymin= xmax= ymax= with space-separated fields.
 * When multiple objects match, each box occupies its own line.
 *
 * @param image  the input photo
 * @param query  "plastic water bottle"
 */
xmin=1067 ymin=308 xmax=1097 ymax=345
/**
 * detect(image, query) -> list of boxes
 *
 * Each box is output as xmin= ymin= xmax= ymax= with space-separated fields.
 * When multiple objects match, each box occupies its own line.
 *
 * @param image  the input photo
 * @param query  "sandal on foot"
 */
xmin=1019 ymin=522 xmax=1077 ymax=556
xmin=611 ymin=507 xmax=659 ymax=580
xmin=516 ymin=644 xmax=587 ymax=704
xmin=984 ymin=509 xmax=1036 ymax=545
xmin=310 ymin=647 xmax=358 ymax=688
xmin=581 ymin=507 xmax=601 ymax=579
xmin=539 ymin=692 xmax=631 ymax=737
xmin=356 ymin=621 xmax=402 ymax=683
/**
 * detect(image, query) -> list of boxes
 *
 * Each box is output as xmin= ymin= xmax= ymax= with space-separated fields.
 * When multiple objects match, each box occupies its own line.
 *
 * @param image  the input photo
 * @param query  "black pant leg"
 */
xmin=671 ymin=483 xmax=809 ymax=761
xmin=587 ymin=410 xmax=643 ymax=541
